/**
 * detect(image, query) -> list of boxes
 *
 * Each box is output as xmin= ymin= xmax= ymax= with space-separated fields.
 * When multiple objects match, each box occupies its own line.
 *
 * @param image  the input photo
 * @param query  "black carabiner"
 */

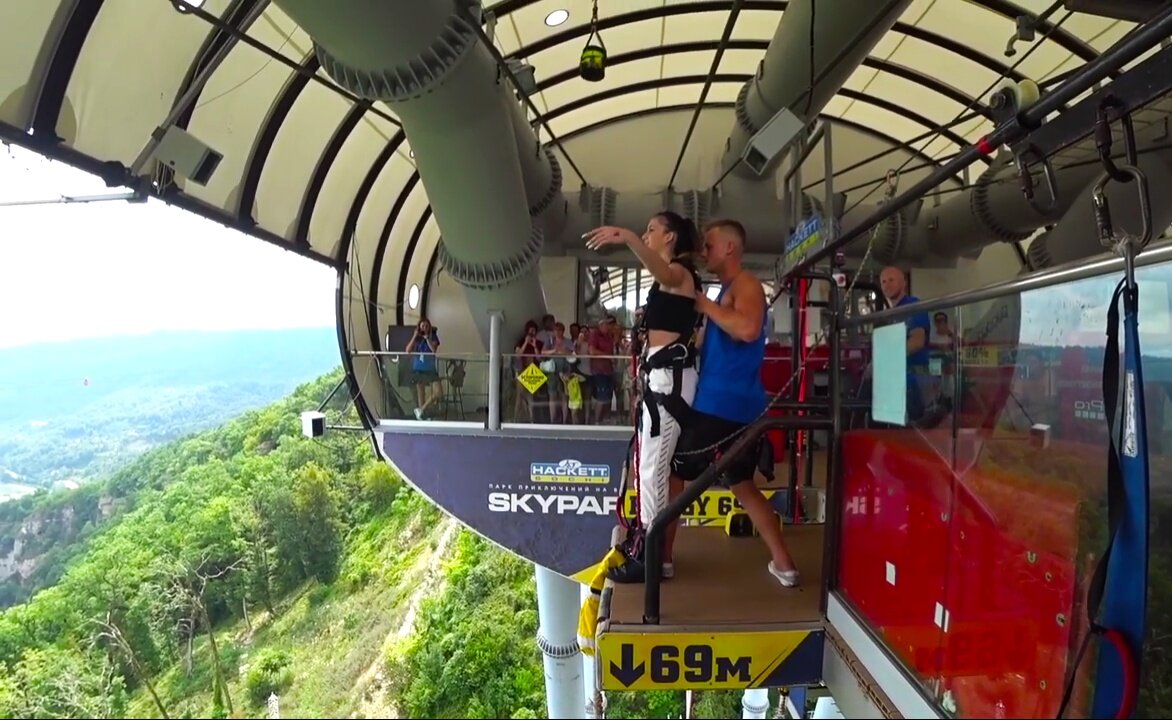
xmin=1018 ymin=146 xmax=1058 ymax=215
xmin=1091 ymin=164 xmax=1152 ymax=257
xmin=1096 ymin=98 xmax=1139 ymax=184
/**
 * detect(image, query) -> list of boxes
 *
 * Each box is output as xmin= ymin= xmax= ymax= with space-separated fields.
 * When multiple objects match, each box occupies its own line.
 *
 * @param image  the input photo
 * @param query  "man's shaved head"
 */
xmin=879 ymin=265 xmax=908 ymax=303
xmin=701 ymin=218 xmax=747 ymax=276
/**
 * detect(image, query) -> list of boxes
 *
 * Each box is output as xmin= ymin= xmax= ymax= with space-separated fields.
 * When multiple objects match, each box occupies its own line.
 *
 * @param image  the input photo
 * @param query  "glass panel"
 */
xmin=837 ymin=304 xmax=957 ymax=702
xmin=373 ymin=351 xmax=491 ymax=423
xmin=943 ymin=282 xmax=1109 ymax=719
xmin=834 ymin=257 xmax=1172 ymax=718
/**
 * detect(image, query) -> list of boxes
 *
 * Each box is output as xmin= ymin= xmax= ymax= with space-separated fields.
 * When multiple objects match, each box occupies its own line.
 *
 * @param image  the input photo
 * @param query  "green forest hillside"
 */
xmin=0 ymin=368 xmax=747 ymax=718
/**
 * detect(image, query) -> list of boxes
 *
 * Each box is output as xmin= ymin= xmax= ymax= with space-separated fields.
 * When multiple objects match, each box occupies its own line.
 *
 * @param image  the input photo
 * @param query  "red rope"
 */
xmin=793 ymin=278 xmax=810 ymax=523
xmin=1104 ymin=628 xmax=1138 ymax=720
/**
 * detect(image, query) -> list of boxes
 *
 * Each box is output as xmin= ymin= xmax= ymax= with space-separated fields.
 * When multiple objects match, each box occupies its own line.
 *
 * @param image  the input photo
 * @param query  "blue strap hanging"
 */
xmin=1057 ymin=102 xmax=1152 ymax=720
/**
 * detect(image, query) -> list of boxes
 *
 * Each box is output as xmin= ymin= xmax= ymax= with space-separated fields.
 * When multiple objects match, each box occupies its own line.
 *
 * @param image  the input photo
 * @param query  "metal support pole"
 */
xmin=535 ymin=565 xmax=586 ymax=719
xmin=787 ymin=138 xmax=805 ymax=500
xmin=823 ymin=270 xmax=843 ymax=615
xmin=823 ymin=121 xmax=835 ymax=247
xmin=488 ymin=310 xmax=503 ymax=430
xmin=783 ymin=121 xmax=826 ymax=184
xmin=788 ymin=286 xmax=801 ymax=504
xmin=785 ymin=6 xmax=1172 ymax=280
xmin=130 ymin=0 xmax=271 ymax=176
xmin=742 ymin=688 xmax=770 ymax=719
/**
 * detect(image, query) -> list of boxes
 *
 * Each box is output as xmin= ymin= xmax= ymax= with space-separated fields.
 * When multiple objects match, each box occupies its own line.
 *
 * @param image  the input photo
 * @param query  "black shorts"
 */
xmin=671 ymin=409 xmax=757 ymax=486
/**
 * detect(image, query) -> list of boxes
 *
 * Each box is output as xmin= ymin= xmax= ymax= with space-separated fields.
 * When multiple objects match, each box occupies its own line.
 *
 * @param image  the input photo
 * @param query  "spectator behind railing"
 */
xmin=405 ymin=318 xmax=442 ymax=420
xmin=541 ymin=320 xmax=574 ymax=424
xmin=589 ymin=316 xmax=618 ymax=424
xmin=514 ymin=320 xmax=544 ymax=422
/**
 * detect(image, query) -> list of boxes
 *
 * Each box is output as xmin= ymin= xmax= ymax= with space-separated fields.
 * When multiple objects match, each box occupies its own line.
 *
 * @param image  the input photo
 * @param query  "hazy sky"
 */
xmin=0 ymin=143 xmax=337 ymax=349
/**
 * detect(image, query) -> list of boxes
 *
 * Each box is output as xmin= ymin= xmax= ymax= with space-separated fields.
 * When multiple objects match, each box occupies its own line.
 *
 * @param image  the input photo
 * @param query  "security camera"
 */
xmin=301 ymin=411 xmax=326 ymax=439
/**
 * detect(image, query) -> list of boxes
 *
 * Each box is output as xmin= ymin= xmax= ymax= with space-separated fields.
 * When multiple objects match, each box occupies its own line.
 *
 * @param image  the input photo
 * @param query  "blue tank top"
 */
xmin=693 ymin=283 xmax=768 ymax=424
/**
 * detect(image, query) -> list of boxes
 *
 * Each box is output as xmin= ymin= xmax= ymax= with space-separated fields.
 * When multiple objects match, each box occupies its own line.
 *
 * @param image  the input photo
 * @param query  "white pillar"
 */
xmin=580 ymin=583 xmax=604 ymax=719
xmin=537 ymin=565 xmax=586 ymax=719
xmin=742 ymin=688 xmax=770 ymax=719
xmin=487 ymin=310 xmax=503 ymax=430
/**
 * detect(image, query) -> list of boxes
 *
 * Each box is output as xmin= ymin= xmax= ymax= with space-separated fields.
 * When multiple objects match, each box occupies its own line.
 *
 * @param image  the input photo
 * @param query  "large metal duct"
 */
xmin=269 ymin=0 xmax=564 ymax=347
xmin=718 ymin=0 xmax=912 ymax=181
xmin=1030 ymin=144 xmax=1172 ymax=269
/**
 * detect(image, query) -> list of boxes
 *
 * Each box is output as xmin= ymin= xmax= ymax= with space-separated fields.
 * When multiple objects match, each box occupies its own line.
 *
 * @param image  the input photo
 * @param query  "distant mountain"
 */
xmin=0 ymin=327 xmax=342 ymax=491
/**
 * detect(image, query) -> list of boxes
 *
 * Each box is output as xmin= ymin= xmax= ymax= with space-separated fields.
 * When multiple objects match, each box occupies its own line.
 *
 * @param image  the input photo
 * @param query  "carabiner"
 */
xmin=1096 ymin=99 xmax=1139 ymax=184
xmin=1091 ymin=164 xmax=1152 ymax=255
xmin=883 ymin=169 xmax=899 ymax=199
xmin=1018 ymin=146 xmax=1058 ymax=215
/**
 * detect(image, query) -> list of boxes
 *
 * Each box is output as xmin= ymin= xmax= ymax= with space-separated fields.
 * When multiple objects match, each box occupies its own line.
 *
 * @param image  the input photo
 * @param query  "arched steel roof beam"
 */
xmin=540 ymin=75 xmax=978 ymax=152
xmin=491 ymin=0 xmax=1099 ymax=67
xmin=27 ymin=0 xmax=104 ymax=139
xmin=531 ymin=40 xmax=993 ymax=119
xmin=236 ymin=52 xmax=317 ymax=227
xmin=294 ymin=101 xmax=370 ymax=249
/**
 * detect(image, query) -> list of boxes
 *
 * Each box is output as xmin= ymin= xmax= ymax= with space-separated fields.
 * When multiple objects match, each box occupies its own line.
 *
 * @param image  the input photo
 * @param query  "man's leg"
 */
xmin=729 ymin=482 xmax=798 ymax=572
xmin=726 ymin=448 xmax=800 ymax=587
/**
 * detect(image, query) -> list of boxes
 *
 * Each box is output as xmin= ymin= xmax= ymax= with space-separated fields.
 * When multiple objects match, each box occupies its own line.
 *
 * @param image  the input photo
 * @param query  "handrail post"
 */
xmin=487 ymin=310 xmax=503 ymax=431
xmin=823 ymin=272 xmax=843 ymax=614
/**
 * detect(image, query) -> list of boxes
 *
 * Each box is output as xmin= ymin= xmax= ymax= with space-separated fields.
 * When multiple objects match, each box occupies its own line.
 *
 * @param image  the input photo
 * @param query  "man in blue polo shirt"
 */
xmin=879 ymin=265 xmax=930 ymax=422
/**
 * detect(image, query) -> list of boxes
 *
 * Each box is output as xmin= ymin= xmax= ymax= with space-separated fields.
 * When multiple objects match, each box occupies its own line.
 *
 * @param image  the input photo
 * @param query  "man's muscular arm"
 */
xmin=695 ymin=275 xmax=765 ymax=343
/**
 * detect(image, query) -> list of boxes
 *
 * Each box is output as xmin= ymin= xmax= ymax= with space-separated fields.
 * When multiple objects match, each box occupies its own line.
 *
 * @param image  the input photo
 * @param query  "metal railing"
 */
xmin=783 ymin=5 xmax=1172 ymax=281
xmin=843 ymin=237 xmax=1172 ymax=330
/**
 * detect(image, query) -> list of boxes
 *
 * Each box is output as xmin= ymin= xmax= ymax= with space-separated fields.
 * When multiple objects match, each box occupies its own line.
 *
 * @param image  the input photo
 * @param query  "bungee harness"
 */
xmin=610 ymin=266 xmax=704 ymax=576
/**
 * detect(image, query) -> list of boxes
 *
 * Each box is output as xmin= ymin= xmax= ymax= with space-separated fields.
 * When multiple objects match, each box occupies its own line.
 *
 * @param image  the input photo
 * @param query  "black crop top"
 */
xmin=641 ymin=260 xmax=702 ymax=339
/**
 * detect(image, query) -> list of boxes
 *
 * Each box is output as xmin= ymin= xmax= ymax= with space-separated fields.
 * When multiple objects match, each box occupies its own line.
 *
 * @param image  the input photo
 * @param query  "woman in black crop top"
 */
xmin=585 ymin=211 xmax=701 ymax=583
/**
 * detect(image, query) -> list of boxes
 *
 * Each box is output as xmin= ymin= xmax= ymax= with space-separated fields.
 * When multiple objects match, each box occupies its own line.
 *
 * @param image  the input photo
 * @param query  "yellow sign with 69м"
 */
xmin=598 ymin=629 xmax=819 ymax=691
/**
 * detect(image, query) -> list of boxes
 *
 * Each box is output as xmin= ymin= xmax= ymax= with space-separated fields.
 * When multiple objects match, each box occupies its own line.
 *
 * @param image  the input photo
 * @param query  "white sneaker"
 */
xmin=414 ymin=407 xmax=423 ymax=420
xmin=768 ymin=561 xmax=800 ymax=588
xmin=662 ymin=563 xmax=675 ymax=579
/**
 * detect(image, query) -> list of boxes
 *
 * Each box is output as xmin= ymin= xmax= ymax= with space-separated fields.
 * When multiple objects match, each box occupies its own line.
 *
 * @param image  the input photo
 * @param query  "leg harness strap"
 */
xmin=640 ymin=343 xmax=695 ymax=438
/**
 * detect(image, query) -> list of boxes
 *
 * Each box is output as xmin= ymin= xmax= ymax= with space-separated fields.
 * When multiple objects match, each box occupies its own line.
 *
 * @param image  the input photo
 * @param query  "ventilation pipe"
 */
xmin=1029 ymin=143 xmax=1172 ymax=269
xmin=270 ymin=0 xmax=564 ymax=347
xmin=865 ymin=119 xmax=1172 ymax=268
xmin=719 ymin=0 xmax=912 ymax=181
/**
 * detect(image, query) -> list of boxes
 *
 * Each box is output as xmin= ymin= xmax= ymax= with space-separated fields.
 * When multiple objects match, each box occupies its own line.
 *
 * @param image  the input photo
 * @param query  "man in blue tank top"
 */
xmin=667 ymin=219 xmax=800 ymax=588
xmin=878 ymin=265 xmax=930 ymax=422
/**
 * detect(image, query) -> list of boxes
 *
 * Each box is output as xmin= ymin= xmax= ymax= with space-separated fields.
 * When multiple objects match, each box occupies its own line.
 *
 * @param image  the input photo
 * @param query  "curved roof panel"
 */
xmin=0 ymin=0 xmax=1144 ymax=309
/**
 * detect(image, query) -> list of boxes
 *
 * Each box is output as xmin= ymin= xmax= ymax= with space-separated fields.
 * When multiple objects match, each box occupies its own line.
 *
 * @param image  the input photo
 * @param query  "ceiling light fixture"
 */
xmin=545 ymin=9 xmax=569 ymax=27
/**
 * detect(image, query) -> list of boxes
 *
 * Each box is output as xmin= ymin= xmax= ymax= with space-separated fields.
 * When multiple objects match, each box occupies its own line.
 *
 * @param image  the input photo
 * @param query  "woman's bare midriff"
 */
xmin=646 ymin=329 xmax=684 ymax=348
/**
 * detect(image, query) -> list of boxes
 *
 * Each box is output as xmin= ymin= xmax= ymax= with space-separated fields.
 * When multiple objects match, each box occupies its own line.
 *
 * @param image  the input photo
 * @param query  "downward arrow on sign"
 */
xmin=609 ymin=643 xmax=645 ymax=687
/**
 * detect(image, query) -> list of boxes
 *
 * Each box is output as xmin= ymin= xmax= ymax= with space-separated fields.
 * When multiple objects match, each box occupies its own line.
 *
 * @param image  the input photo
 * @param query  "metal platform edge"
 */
xmin=591 ymin=590 xmax=945 ymax=718
xmin=824 ymin=592 xmax=944 ymax=720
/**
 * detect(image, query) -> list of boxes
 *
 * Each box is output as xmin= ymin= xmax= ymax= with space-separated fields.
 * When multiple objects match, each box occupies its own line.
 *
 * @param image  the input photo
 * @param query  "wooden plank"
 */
xmin=609 ymin=524 xmax=825 ymax=626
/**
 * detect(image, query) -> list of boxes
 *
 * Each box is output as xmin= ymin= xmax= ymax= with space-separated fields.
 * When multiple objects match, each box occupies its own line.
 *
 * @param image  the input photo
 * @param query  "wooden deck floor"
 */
xmin=608 ymin=523 xmax=825 ymax=628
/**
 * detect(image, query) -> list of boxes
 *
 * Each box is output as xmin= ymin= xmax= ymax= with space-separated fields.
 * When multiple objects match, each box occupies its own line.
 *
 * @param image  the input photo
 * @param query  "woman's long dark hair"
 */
xmin=655 ymin=210 xmax=701 ymax=279
xmin=655 ymin=210 xmax=700 ymax=262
